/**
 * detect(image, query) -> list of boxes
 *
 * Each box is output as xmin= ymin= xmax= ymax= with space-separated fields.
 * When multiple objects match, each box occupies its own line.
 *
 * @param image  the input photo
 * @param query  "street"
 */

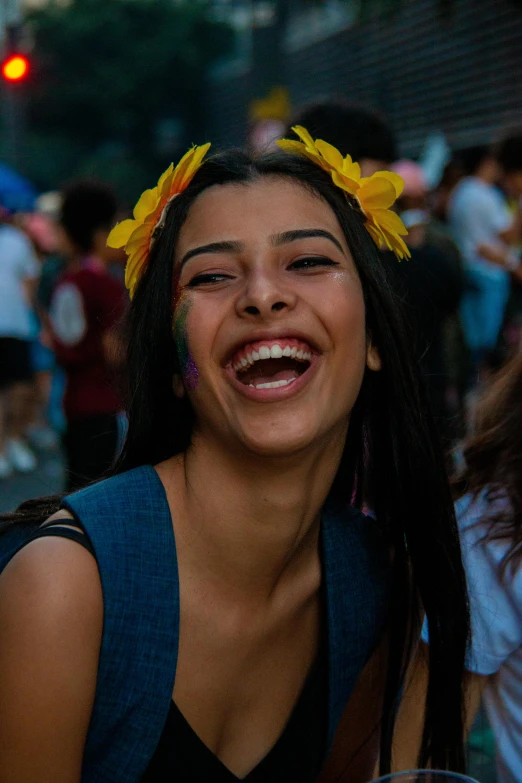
xmin=0 ymin=447 xmax=64 ymax=513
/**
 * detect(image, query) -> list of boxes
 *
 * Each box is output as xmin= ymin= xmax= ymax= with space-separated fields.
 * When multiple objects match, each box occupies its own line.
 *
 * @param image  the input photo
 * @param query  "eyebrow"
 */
xmin=180 ymin=240 xmax=244 ymax=268
xmin=271 ymin=229 xmax=345 ymax=255
xmin=179 ymin=228 xmax=345 ymax=268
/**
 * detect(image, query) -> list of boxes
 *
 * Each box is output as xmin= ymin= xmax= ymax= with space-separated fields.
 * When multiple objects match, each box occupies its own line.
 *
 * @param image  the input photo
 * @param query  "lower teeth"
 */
xmin=249 ymin=378 xmax=296 ymax=390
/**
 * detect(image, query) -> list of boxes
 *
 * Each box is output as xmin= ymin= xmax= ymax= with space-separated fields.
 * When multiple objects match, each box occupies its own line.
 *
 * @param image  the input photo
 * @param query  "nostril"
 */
xmin=245 ymin=305 xmax=259 ymax=315
xmin=271 ymin=301 xmax=286 ymax=312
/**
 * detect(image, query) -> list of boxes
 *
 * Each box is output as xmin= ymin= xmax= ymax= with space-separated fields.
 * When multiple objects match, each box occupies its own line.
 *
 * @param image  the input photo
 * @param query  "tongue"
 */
xmin=237 ymin=357 xmax=304 ymax=386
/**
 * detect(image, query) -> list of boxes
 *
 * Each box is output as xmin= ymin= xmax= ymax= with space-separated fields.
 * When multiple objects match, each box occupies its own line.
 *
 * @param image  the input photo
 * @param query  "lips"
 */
xmin=228 ymin=338 xmax=314 ymax=391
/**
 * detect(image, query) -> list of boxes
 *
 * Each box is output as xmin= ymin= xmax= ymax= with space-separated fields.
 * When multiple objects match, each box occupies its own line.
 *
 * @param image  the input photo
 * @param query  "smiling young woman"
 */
xmin=0 ymin=145 xmax=469 ymax=783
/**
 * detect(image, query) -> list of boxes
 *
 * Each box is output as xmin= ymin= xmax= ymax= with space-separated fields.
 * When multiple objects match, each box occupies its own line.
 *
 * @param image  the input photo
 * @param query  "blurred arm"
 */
xmin=391 ymin=641 xmax=487 ymax=771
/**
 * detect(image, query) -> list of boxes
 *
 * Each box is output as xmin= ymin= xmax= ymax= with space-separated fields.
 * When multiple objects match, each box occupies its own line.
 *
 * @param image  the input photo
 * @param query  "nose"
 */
xmin=236 ymin=267 xmax=297 ymax=319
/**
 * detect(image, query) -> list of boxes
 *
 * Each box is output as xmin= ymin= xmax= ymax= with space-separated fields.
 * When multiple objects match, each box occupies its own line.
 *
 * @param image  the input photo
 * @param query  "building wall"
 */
xmin=207 ymin=0 xmax=522 ymax=155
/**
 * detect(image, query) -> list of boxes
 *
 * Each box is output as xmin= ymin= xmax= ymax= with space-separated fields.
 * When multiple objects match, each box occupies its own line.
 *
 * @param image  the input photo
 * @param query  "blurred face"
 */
xmin=360 ymin=158 xmax=389 ymax=178
xmin=503 ymin=170 xmax=522 ymax=199
xmin=172 ymin=177 xmax=380 ymax=458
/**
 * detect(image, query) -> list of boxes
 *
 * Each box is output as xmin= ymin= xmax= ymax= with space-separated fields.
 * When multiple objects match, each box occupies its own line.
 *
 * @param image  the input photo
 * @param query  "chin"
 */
xmin=234 ymin=420 xmax=328 ymax=459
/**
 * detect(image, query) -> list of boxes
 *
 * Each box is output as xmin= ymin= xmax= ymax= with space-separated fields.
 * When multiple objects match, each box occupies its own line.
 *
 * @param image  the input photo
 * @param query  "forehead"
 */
xmin=177 ymin=176 xmax=344 ymax=248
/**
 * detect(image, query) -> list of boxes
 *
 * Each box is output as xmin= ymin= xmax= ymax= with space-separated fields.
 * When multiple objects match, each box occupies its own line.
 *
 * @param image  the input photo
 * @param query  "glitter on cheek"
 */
xmin=173 ymin=289 xmax=200 ymax=391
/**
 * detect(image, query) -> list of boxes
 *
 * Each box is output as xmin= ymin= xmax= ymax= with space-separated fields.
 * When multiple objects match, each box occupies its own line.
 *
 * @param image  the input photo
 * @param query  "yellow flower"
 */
xmin=277 ymin=126 xmax=410 ymax=260
xmin=107 ymin=142 xmax=211 ymax=299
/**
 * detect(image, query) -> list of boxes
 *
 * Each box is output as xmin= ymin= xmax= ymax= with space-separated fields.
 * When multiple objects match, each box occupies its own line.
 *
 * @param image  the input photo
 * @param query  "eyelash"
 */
xmin=288 ymin=256 xmax=340 ymax=270
xmin=187 ymin=257 xmax=339 ymax=287
xmin=187 ymin=272 xmax=232 ymax=287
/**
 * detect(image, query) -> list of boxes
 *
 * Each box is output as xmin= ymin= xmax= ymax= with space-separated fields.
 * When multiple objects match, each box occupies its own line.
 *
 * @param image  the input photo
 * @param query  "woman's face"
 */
xmin=173 ymin=176 xmax=379 ymax=458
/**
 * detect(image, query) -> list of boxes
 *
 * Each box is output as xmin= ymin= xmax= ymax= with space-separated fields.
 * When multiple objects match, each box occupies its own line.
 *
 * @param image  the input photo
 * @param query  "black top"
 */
xmin=141 ymin=648 xmax=328 ymax=783
xmin=24 ymin=522 xmax=329 ymax=783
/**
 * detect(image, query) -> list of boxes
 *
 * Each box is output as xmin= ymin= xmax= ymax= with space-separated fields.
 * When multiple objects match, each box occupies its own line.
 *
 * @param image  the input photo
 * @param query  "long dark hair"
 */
xmin=454 ymin=352 xmax=522 ymax=578
xmin=1 ymin=150 xmax=469 ymax=774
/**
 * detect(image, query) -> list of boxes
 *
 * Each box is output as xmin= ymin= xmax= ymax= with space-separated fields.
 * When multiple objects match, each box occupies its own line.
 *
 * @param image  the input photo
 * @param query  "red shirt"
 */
xmin=49 ymin=258 xmax=126 ymax=420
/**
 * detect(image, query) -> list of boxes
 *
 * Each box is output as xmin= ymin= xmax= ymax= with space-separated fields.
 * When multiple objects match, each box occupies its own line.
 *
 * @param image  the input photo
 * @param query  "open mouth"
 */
xmin=228 ymin=338 xmax=314 ymax=390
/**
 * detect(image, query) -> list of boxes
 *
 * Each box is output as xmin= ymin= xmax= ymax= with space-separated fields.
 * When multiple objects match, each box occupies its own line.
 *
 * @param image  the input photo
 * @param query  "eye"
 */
xmin=288 ymin=256 xmax=340 ymax=271
xmin=187 ymin=272 xmax=234 ymax=287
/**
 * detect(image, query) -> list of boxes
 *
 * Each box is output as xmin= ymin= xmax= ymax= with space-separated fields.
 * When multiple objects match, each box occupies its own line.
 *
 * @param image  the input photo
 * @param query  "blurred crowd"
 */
xmin=1 ymin=101 xmax=522 ymax=490
xmin=0 ymin=179 xmax=127 ymax=489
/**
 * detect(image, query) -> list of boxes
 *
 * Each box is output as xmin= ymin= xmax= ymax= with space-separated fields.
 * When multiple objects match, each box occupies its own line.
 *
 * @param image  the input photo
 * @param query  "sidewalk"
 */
xmin=0 ymin=448 xmax=65 ymax=513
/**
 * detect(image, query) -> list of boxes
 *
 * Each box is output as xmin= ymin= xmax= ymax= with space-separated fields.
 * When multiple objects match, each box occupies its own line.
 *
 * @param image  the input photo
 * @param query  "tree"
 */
xmin=19 ymin=0 xmax=233 ymax=201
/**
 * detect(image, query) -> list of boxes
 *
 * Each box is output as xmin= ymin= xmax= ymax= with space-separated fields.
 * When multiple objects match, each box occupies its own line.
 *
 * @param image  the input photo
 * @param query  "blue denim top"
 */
xmin=2 ymin=465 xmax=390 ymax=782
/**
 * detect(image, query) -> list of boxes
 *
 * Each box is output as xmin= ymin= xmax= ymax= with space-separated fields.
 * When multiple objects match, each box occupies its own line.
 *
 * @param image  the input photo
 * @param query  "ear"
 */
xmin=173 ymin=374 xmax=186 ymax=398
xmin=366 ymin=340 xmax=382 ymax=372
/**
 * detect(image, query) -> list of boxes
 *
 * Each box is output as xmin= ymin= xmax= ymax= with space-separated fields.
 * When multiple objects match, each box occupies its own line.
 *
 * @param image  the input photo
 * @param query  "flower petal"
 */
xmin=341 ymin=157 xmax=361 ymax=182
xmin=172 ymin=143 xmax=210 ymax=192
xmin=379 ymin=226 xmax=410 ymax=259
xmin=157 ymin=163 xmax=174 ymax=193
xmin=365 ymin=211 xmax=410 ymax=260
xmin=314 ymin=140 xmax=344 ymax=170
xmin=365 ymin=221 xmax=386 ymax=249
xmin=107 ymin=219 xmax=139 ymax=248
xmin=125 ymin=245 xmax=149 ymax=295
xmin=125 ymin=223 xmax=152 ymax=254
xmin=370 ymin=208 xmax=409 ymax=236
xmin=331 ymin=170 xmax=360 ymax=195
xmin=134 ymin=187 xmax=160 ymax=222
xmin=370 ymin=171 xmax=404 ymax=199
xmin=291 ymin=125 xmax=317 ymax=150
xmin=186 ymin=141 xmax=211 ymax=173
xmin=277 ymin=139 xmax=308 ymax=156
xmin=358 ymin=176 xmax=398 ymax=210
xmin=178 ymin=144 xmax=210 ymax=191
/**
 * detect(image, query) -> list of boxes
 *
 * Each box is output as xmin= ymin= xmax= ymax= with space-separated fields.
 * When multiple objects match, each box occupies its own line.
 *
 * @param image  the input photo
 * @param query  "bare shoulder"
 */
xmin=0 ymin=524 xmax=103 ymax=783
xmin=0 ymin=515 xmax=102 ymax=620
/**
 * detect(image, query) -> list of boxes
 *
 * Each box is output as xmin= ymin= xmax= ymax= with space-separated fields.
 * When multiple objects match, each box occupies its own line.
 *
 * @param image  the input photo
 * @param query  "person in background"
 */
xmin=49 ymin=181 xmax=126 ymax=490
xmin=33 ymin=192 xmax=68 ymax=435
xmin=395 ymin=351 xmax=522 ymax=783
xmin=0 ymin=207 xmax=40 ymax=478
xmin=392 ymin=160 xmax=466 ymax=439
xmin=496 ymin=130 xmax=522 ymax=354
xmin=287 ymin=100 xmax=397 ymax=176
xmin=448 ymin=144 xmax=522 ymax=378
xmin=22 ymin=209 xmax=61 ymax=451
xmin=432 ymin=156 xmax=465 ymax=224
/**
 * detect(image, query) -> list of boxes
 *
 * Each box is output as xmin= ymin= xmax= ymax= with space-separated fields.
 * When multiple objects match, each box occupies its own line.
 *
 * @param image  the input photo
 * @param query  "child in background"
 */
xmin=49 ymin=181 xmax=126 ymax=490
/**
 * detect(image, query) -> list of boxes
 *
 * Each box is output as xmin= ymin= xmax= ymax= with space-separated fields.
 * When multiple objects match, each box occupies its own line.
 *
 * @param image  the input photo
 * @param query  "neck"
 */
xmin=157 ymin=426 xmax=347 ymax=602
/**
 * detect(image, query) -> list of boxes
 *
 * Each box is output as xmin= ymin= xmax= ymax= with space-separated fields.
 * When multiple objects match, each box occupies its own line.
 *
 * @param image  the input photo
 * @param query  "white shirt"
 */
xmin=449 ymin=177 xmax=513 ymax=282
xmin=423 ymin=491 xmax=522 ymax=783
xmin=0 ymin=225 xmax=39 ymax=339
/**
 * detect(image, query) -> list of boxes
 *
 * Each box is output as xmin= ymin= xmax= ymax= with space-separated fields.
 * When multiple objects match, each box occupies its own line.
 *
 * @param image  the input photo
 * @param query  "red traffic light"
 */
xmin=2 ymin=54 xmax=29 ymax=82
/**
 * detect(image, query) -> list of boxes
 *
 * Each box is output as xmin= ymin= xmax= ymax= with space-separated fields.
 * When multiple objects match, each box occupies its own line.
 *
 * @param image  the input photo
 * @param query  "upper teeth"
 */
xmin=232 ymin=344 xmax=312 ymax=373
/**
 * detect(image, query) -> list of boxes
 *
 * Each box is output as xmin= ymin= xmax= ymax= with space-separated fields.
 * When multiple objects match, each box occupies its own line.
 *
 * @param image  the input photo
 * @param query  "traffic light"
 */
xmin=2 ymin=54 xmax=29 ymax=82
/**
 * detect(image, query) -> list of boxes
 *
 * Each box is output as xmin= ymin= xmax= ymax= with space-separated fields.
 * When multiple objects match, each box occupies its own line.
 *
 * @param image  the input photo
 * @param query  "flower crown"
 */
xmin=108 ymin=127 xmax=409 ymax=300
xmin=277 ymin=126 xmax=410 ymax=261
xmin=107 ymin=143 xmax=211 ymax=299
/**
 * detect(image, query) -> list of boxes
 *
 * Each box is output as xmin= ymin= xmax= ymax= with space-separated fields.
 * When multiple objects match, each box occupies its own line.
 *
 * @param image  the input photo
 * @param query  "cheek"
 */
xmin=173 ymin=294 xmax=199 ymax=390
xmin=327 ymin=287 xmax=368 ymax=398
xmin=173 ymin=296 xmax=225 ymax=391
xmin=324 ymin=279 xmax=366 ymax=354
